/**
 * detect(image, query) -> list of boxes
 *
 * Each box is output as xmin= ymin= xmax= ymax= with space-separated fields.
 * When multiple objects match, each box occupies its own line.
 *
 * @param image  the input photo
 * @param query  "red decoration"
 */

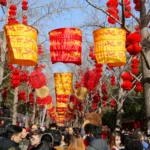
xmin=18 ymin=91 xmax=26 ymax=101
xmin=29 ymin=92 xmax=34 ymax=104
xmin=0 ymin=0 xmax=7 ymax=6
xmin=8 ymin=64 xmax=14 ymax=70
xmin=124 ymin=0 xmax=131 ymax=18
xmin=121 ymin=72 xmax=132 ymax=80
xmin=49 ymin=28 xmax=82 ymax=65
xmin=20 ymin=70 xmax=28 ymax=83
xmin=107 ymin=0 xmax=119 ymax=24
xmin=38 ymin=45 xmax=44 ymax=55
xmin=22 ymin=0 xmax=28 ymax=10
xmin=56 ymin=95 xmax=69 ymax=103
xmin=10 ymin=69 xmax=20 ymax=88
xmin=126 ymin=32 xmax=142 ymax=55
xmin=8 ymin=4 xmax=18 ymax=25
xmin=121 ymin=80 xmax=133 ymax=90
xmin=110 ymin=99 xmax=116 ymax=108
xmin=102 ymin=95 xmax=109 ymax=101
xmin=131 ymin=57 xmax=139 ymax=75
xmin=135 ymin=81 xmax=143 ymax=93
xmin=29 ymin=70 xmax=46 ymax=88
xmin=133 ymin=0 xmax=140 ymax=11
xmin=93 ymin=93 xmax=100 ymax=103
xmin=2 ymin=88 xmax=7 ymax=99
xmin=81 ymin=68 xmax=101 ymax=91
xmin=110 ymin=75 xmax=116 ymax=86
xmin=37 ymin=95 xmax=52 ymax=105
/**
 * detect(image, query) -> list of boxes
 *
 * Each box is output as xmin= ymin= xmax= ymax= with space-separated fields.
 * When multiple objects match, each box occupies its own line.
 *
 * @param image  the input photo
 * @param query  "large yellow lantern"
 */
xmin=93 ymin=28 xmax=126 ymax=67
xmin=4 ymin=24 xmax=38 ymax=66
xmin=54 ymin=73 xmax=73 ymax=95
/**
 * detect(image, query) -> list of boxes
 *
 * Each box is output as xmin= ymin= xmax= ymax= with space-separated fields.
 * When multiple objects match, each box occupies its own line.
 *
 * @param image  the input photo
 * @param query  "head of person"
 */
xmin=5 ymin=125 xmax=22 ymax=143
xmin=41 ymin=133 xmax=54 ymax=147
xmin=50 ymin=123 xmax=57 ymax=130
xmin=125 ymin=137 xmax=143 ymax=150
xmin=109 ymin=131 xmax=122 ymax=148
xmin=84 ymin=123 xmax=102 ymax=139
xmin=29 ymin=129 xmax=42 ymax=147
xmin=31 ymin=124 xmax=39 ymax=132
xmin=133 ymin=128 xmax=144 ymax=141
xmin=102 ymin=124 xmax=109 ymax=134
xmin=51 ymin=130 xmax=62 ymax=147
xmin=68 ymin=127 xmax=74 ymax=135
xmin=21 ymin=127 xmax=27 ymax=140
xmin=115 ymin=125 xmax=122 ymax=132
xmin=67 ymin=135 xmax=85 ymax=150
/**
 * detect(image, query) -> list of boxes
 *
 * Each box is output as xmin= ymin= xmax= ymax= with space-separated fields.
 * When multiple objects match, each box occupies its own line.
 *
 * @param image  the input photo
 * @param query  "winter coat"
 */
xmin=86 ymin=139 xmax=110 ymax=150
xmin=0 ymin=137 xmax=21 ymax=150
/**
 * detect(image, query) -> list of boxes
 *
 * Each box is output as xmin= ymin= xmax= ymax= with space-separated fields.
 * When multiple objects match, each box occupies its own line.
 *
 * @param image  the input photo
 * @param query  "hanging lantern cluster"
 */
xmin=110 ymin=75 xmax=116 ymax=86
xmin=89 ymin=46 xmax=95 ymax=61
xmin=10 ymin=69 xmax=21 ymax=88
xmin=134 ymin=0 xmax=140 ymax=11
xmin=20 ymin=70 xmax=28 ymax=83
xmin=22 ymin=0 xmax=28 ymax=25
xmin=8 ymin=64 xmax=14 ymax=70
xmin=131 ymin=57 xmax=139 ymax=75
xmin=95 ymin=64 xmax=103 ymax=78
xmin=92 ymin=92 xmax=100 ymax=112
xmin=135 ymin=81 xmax=143 ymax=93
xmin=8 ymin=4 xmax=18 ymax=24
xmin=124 ymin=0 xmax=131 ymax=18
xmin=126 ymin=32 xmax=142 ymax=55
xmin=101 ymin=83 xmax=107 ymax=94
xmin=22 ymin=15 xmax=28 ymax=25
xmin=29 ymin=92 xmax=34 ymax=104
xmin=22 ymin=0 xmax=28 ymax=10
xmin=0 ymin=0 xmax=7 ymax=6
xmin=38 ymin=45 xmax=44 ymax=55
xmin=2 ymin=88 xmax=7 ymax=99
xmin=110 ymin=99 xmax=117 ymax=108
xmin=101 ymin=83 xmax=109 ymax=108
xmin=106 ymin=0 xmax=119 ymax=24
xmin=121 ymin=72 xmax=133 ymax=90
xmin=18 ymin=91 xmax=26 ymax=101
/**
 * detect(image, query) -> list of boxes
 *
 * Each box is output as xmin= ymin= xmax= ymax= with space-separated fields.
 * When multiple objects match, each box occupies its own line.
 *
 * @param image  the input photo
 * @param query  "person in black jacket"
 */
xmin=0 ymin=125 xmax=23 ymax=150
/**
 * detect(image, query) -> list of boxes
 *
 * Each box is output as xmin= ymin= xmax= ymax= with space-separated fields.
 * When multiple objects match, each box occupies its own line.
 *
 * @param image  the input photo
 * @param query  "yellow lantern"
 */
xmin=93 ymin=28 xmax=126 ymax=67
xmin=4 ymin=24 xmax=38 ymax=66
xmin=56 ymin=102 xmax=67 ymax=108
xmin=54 ymin=73 xmax=73 ymax=95
xmin=36 ymin=86 xmax=49 ymax=98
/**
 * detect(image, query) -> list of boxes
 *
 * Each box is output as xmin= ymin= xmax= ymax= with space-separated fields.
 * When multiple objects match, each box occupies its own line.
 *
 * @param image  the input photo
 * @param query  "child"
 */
xmin=109 ymin=131 xmax=125 ymax=150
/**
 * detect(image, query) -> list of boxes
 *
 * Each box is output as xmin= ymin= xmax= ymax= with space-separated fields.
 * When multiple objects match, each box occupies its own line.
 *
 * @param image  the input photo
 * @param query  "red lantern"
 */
xmin=10 ymin=69 xmax=21 ymax=88
xmin=121 ymin=80 xmax=133 ymax=90
xmin=18 ymin=91 xmax=26 ymax=101
xmin=2 ymin=88 xmax=7 ymax=99
xmin=110 ymin=99 xmax=117 ymax=108
xmin=29 ymin=70 xmax=46 ymax=88
xmin=121 ymin=72 xmax=132 ymax=81
xmin=135 ymin=81 xmax=143 ymax=93
xmin=37 ymin=95 xmax=52 ymax=105
xmin=0 ymin=0 xmax=7 ymax=6
xmin=22 ymin=0 xmax=28 ymax=10
xmin=49 ymin=28 xmax=82 ymax=65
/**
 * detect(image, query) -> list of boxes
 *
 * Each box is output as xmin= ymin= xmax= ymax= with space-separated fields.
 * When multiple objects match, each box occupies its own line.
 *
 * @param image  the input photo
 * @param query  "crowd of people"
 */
xmin=0 ymin=112 xmax=150 ymax=150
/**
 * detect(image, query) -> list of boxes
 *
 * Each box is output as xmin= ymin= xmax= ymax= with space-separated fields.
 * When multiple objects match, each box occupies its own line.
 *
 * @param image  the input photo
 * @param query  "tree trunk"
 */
xmin=0 ymin=31 xmax=6 ymax=102
xmin=12 ymin=87 xmax=18 ymax=125
xmin=31 ymin=92 xmax=36 ymax=124
xmin=116 ymin=66 xmax=124 ymax=127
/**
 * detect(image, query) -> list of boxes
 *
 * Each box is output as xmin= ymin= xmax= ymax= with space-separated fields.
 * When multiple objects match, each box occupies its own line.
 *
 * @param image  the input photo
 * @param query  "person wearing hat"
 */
xmin=82 ymin=112 xmax=110 ymax=150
